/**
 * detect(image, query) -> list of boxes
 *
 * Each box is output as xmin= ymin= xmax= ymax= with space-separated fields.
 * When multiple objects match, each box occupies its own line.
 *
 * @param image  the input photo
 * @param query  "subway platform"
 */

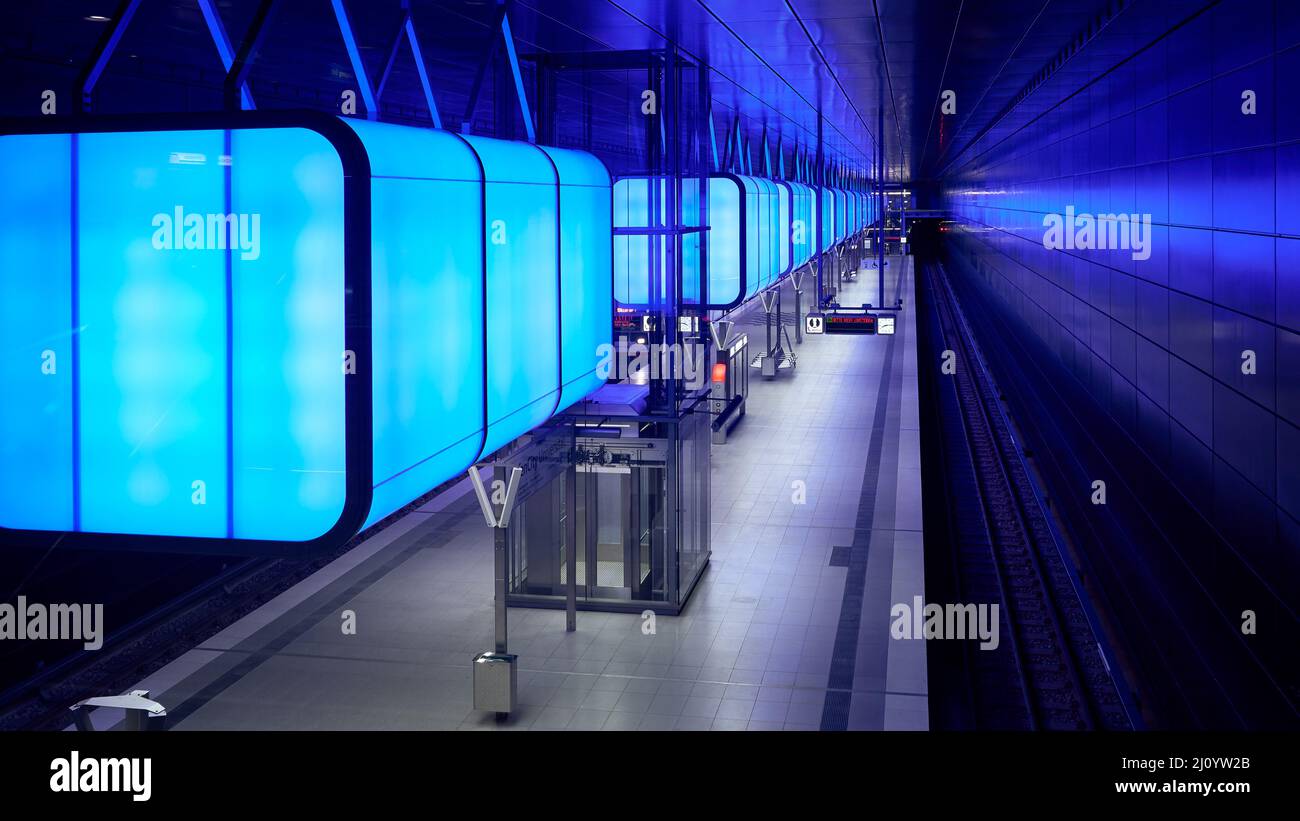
xmin=74 ymin=256 xmax=923 ymax=732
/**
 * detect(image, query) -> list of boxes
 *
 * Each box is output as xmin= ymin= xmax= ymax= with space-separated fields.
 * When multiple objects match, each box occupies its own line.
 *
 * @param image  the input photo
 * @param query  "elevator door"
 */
xmin=579 ymin=464 xmax=665 ymax=601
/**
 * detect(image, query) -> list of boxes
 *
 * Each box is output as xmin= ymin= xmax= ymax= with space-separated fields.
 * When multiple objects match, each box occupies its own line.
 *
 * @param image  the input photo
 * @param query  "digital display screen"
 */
xmin=825 ymin=313 xmax=878 ymax=334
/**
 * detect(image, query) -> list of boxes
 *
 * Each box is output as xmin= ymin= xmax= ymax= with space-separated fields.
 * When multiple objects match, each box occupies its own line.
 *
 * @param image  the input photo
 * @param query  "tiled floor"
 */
xmin=95 ymin=256 xmax=925 ymax=732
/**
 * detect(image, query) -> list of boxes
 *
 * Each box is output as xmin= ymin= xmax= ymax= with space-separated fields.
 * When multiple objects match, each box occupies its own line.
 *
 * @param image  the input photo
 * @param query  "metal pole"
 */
xmin=224 ymin=0 xmax=278 ymax=111
xmin=493 ymin=465 xmax=509 ymax=654
xmin=769 ymin=285 xmax=780 ymax=355
xmin=901 ymin=194 xmax=907 ymax=260
xmin=815 ymin=114 xmax=824 ymax=308
xmin=876 ymin=91 xmax=885 ymax=308
xmin=794 ymin=267 xmax=803 ymax=344
xmin=565 ymin=456 xmax=577 ymax=632
xmin=80 ymin=0 xmax=144 ymax=113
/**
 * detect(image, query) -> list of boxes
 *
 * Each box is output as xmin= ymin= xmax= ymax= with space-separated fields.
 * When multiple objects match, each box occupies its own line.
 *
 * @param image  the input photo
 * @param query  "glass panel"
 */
xmin=0 ymin=134 xmax=73 ymax=530
xmin=231 ymin=128 xmax=347 ymax=539
xmin=342 ymin=122 xmax=485 ymax=527
xmin=707 ymin=177 xmax=742 ymax=305
xmin=778 ymin=182 xmax=791 ymax=275
xmin=461 ymin=136 xmax=561 ymax=455
xmin=544 ymin=147 xmax=613 ymax=411
xmin=78 ymin=130 xmax=229 ymax=537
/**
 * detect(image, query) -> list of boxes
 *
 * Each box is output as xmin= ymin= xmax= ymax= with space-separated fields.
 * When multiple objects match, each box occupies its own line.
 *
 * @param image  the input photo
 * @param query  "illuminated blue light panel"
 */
xmin=462 ymin=135 xmax=561 ymax=457
xmin=1 ymin=118 xmax=612 ymax=552
xmin=754 ymin=177 xmax=779 ymax=291
xmin=742 ymin=177 xmax=762 ymax=299
xmin=614 ymin=175 xmax=737 ymax=308
xmin=0 ymin=135 xmax=73 ymax=531
xmin=613 ymin=173 xmax=809 ymax=309
xmin=231 ymin=127 xmax=347 ymax=539
xmin=708 ymin=177 xmax=742 ymax=306
xmin=613 ymin=176 xmax=656 ymax=306
xmin=798 ymin=183 xmax=818 ymax=264
xmin=680 ymin=178 xmax=702 ymax=305
xmin=342 ymin=121 xmax=483 ymax=529
xmin=821 ymin=189 xmax=836 ymax=249
xmin=777 ymin=182 xmax=790 ymax=276
xmin=77 ymin=130 xmax=229 ymax=537
xmin=540 ymin=146 xmax=613 ymax=411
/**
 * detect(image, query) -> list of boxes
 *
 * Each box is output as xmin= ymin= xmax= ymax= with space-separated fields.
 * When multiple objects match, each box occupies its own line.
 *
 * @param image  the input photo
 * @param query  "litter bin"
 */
xmin=472 ymin=652 xmax=517 ymax=714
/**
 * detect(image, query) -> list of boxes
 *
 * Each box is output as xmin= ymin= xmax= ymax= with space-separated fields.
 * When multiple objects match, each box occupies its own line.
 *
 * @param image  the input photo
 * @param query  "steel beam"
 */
xmin=330 ymin=0 xmax=378 ymax=120
xmin=462 ymin=1 xmax=534 ymax=140
xmin=197 ymin=0 xmax=255 ymax=109
xmin=224 ymin=0 xmax=278 ymax=112
xmin=79 ymin=0 xmax=143 ymax=112
xmin=375 ymin=7 xmax=443 ymax=128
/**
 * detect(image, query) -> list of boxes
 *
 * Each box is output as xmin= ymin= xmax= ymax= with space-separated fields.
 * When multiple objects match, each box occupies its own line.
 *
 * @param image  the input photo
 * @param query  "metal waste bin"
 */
xmin=473 ymin=652 xmax=517 ymax=714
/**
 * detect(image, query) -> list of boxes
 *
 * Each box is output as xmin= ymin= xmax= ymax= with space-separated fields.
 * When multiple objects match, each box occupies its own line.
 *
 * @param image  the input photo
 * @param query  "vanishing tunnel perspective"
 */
xmin=0 ymin=0 xmax=1296 ymax=774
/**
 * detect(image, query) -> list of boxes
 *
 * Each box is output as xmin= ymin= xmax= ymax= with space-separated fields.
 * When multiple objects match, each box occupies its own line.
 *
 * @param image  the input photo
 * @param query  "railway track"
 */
xmin=925 ymin=259 xmax=1131 ymax=731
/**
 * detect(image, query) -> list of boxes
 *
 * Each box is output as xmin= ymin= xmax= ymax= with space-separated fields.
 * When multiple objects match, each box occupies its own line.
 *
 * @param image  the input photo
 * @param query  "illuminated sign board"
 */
xmin=824 ymin=314 xmax=877 ymax=334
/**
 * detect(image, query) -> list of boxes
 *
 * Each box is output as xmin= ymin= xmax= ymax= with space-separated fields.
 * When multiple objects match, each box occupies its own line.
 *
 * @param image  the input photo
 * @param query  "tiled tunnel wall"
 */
xmin=942 ymin=0 xmax=1300 ymax=579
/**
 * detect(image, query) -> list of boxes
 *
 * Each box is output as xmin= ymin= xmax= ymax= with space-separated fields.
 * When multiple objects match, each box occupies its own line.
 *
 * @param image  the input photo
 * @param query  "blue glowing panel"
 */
xmin=341 ymin=122 xmax=484 ymax=528
xmin=795 ymin=184 xmax=806 ymax=265
xmin=777 ymin=181 xmax=791 ymax=276
xmin=613 ymin=176 xmax=652 ymax=306
xmin=541 ymin=145 xmax=613 ymax=411
xmin=757 ymin=178 xmax=779 ymax=289
xmin=708 ymin=177 xmax=743 ymax=306
xmin=821 ymin=189 xmax=836 ymax=249
xmin=741 ymin=177 xmax=762 ymax=300
xmin=1 ymin=117 xmax=617 ymax=555
xmin=782 ymin=182 xmax=798 ymax=269
xmin=612 ymin=176 xmax=687 ymax=308
xmin=77 ymin=130 xmax=228 ymax=537
xmin=835 ymin=189 xmax=847 ymax=240
xmin=805 ymin=185 xmax=818 ymax=261
xmin=463 ymin=136 xmax=560 ymax=456
xmin=0 ymin=135 xmax=73 ymax=531
xmin=614 ymin=176 xmax=728 ymax=308
xmin=681 ymin=178 xmax=702 ymax=304
xmin=230 ymin=128 xmax=347 ymax=540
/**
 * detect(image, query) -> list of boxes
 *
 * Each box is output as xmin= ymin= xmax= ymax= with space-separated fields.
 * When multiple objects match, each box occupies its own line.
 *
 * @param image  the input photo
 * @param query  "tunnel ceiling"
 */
xmin=1 ymin=0 xmax=1117 ymax=183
